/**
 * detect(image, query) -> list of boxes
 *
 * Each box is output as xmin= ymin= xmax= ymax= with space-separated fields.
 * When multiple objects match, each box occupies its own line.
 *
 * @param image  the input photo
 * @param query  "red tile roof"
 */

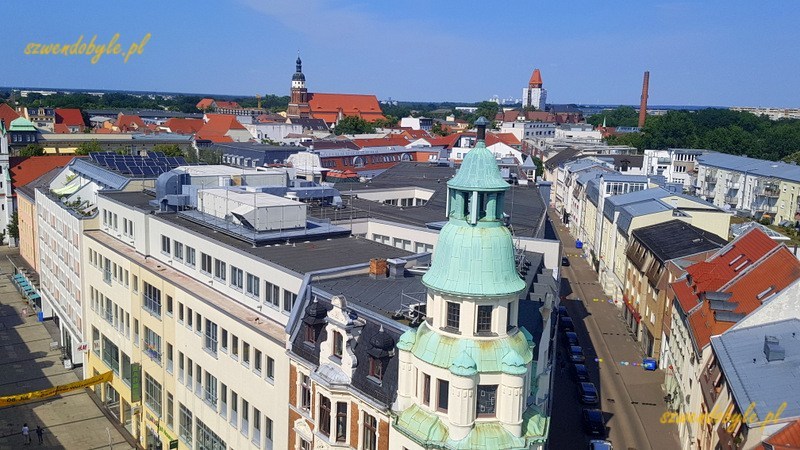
xmin=54 ymin=108 xmax=84 ymax=127
xmin=427 ymin=133 xmax=462 ymax=149
xmin=0 ymin=103 xmax=20 ymax=128
xmin=683 ymin=242 xmax=800 ymax=350
xmin=214 ymin=101 xmax=241 ymax=109
xmin=529 ymin=68 xmax=543 ymax=87
xmin=352 ymin=136 xmax=410 ymax=148
xmin=673 ymin=228 xmax=778 ymax=314
xmin=9 ymin=156 xmax=76 ymax=191
xmin=761 ymin=419 xmax=800 ymax=449
xmin=116 ymin=114 xmax=145 ymax=132
xmin=401 ymin=129 xmax=431 ymax=140
xmin=164 ymin=118 xmax=204 ymax=134
xmin=53 ymin=124 xmax=70 ymax=133
xmin=196 ymin=115 xmax=246 ymax=142
xmin=489 ymin=132 xmax=521 ymax=147
xmin=196 ymin=98 xmax=214 ymax=110
xmin=307 ymin=93 xmax=385 ymax=124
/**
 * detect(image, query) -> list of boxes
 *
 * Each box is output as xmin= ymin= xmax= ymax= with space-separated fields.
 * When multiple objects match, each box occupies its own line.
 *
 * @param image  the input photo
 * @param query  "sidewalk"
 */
xmin=0 ymin=248 xmax=135 ymax=450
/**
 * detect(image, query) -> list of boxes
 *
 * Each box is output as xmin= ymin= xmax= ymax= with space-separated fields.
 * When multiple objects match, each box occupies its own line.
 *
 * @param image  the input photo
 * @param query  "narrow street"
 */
xmin=547 ymin=211 xmax=680 ymax=450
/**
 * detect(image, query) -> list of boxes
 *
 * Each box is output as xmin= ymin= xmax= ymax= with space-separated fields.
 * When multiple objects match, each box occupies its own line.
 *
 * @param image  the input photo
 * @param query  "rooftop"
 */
xmin=711 ymin=318 xmax=800 ymax=425
xmin=631 ymin=220 xmax=727 ymax=263
xmin=9 ymin=156 xmax=77 ymax=191
xmin=698 ymin=153 xmax=800 ymax=183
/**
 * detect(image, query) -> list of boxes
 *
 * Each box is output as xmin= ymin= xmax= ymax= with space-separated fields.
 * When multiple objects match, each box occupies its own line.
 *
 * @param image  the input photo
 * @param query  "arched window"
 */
xmin=353 ymin=156 xmax=365 ymax=168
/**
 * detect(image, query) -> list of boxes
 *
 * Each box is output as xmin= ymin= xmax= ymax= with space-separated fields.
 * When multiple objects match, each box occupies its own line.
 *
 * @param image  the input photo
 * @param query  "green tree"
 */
xmin=587 ymin=106 xmax=639 ymax=128
xmin=530 ymin=156 xmax=544 ymax=178
xmin=18 ymin=144 xmax=44 ymax=157
xmin=431 ymin=122 xmax=449 ymax=137
xmin=152 ymin=144 xmax=185 ymax=157
xmin=470 ymin=101 xmax=500 ymax=126
xmin=333 ymin=116 xmax=377 ymax=135
xmin=74 ymin=140 xmax=103 ymax=155
xmin=7 ymin=211 xmax=18 ymax=241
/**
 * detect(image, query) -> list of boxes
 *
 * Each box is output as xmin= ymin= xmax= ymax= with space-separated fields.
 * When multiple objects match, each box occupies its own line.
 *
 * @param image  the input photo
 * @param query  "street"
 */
xmin=547 ymin=211 xmax=680 ymax=450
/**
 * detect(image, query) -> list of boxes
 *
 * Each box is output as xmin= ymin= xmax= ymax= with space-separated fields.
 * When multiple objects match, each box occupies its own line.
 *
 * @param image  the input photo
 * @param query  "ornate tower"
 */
xmin=287 ymin=55 xmax=310 ymax=118
xmin=392 ymin=118 xmax=540 ymax=449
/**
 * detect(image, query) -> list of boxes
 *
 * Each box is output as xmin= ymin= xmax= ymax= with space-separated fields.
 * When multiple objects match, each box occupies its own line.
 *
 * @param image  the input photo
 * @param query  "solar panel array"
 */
xmin=88 ymin=151 xmax=193 ymax=177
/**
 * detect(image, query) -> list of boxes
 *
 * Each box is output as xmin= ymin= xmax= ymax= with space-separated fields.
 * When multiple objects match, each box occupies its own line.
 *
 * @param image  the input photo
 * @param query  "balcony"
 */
xmin=756 ymin=183 xmax=780 ymax=198
xmin=700 ymin=362 xmax=722 ymax=408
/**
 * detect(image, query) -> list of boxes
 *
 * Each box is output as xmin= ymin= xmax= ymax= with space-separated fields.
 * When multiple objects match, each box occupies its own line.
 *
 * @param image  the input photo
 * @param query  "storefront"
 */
xmin=622 ymin=296 xmax=641 ymax=338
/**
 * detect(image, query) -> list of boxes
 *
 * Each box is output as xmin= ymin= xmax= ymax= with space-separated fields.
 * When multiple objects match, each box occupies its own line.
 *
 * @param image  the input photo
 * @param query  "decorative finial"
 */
xmin=475 ymin=116 xmax=489 ymax=142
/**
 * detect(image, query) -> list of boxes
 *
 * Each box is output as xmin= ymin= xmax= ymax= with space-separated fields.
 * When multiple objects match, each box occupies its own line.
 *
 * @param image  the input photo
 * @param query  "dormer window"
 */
xmin=304 ymin=325 xmax=316 ymax=344
xmin=333 ymin=332 xmax=343 ymax=358
xmin=369 ymin=357 xmax=383 ymax=381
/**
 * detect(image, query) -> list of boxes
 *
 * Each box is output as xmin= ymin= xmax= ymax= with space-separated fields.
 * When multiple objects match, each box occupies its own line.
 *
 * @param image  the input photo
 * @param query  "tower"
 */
xmin=287 ymin=55 xmax=310 ymax=118
xmin=522 ymin=69 xmax=547 ymax=111
xmin=638 ymin=71 xmax=650 ymax=128
xmin=392 ymin=118 xmax=539 ymax=449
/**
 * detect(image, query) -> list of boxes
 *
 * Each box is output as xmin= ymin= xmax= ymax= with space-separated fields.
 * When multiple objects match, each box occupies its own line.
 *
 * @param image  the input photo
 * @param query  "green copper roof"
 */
xmin=450 ymin=350 xmax=478 ymax=376
xmin=397 ymin=328 xmax=416 ymax=351
xmin=449 ymin=422 xmax=527 ymax=450
xmin=500 ymin=349 xmax=527 ymax=375
xmin=409 ymin=321 xmax=533 ymax=374
xmin=395 ymin=404 xmax=449 ymax=443
xmin=421 ymin=219 xmax=526 ymax=297
xmin=448 ymin=140 xmax=510 ymax=191
xmin=521 ymin=405 xmax=550 ymax=442
xmin=9 ymin=117 xmax=37 ymax=132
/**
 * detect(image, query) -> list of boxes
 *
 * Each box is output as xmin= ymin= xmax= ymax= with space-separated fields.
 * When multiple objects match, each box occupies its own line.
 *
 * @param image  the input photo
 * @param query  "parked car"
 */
xmin=557 ymin=305 xmax=569 ymax=317
xmin=564 ymin=331 xmax=579 ymax=347
xmin=588 ymin=440 xmax=613 ymax=450
xmin=569 ymin=345 xmax=586 ymax=363
xmin=561 ymin=256 xmax=570 ymax=266
xmin=582 ymin=409 xmax=606 ymax=436
xmin=571 ymin=363 xmax=590 ymax=382
xmin=579 ymin=382 xmax=599 ymax=405
xmin=560 ymin=316 xmax=575 ymax=332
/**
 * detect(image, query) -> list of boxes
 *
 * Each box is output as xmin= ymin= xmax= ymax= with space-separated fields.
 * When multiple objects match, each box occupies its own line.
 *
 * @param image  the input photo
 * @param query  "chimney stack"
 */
xmin=639 ymin=71 xmax=650 ymax=129
xmin=387 ymin=258 xmax=407 ymax=279
xmin=475 ymin=116 xmax=489 ymax=142
xmin=369 ymin=258 xmax=388 ymax=279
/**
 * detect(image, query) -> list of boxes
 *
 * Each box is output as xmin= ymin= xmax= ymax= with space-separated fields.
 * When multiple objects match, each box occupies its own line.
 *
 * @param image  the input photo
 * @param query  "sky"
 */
xmin=2 ymin=0 xmax=799 ymax=107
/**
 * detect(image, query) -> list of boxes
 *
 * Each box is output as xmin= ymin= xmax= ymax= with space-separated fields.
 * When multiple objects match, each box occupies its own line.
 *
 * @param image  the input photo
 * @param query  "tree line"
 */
xmin=592 ymin=107 xmax=800 ymax=162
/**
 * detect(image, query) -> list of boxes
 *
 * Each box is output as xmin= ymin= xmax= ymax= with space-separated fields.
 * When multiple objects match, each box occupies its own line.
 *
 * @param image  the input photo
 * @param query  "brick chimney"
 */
xmin=369 ymin=258 xmax=388 ymax=279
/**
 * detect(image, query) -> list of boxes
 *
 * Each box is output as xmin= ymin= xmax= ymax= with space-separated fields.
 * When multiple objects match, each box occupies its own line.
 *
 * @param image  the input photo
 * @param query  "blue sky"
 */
xmin=2 ymin=1 xmax=798 ymax=106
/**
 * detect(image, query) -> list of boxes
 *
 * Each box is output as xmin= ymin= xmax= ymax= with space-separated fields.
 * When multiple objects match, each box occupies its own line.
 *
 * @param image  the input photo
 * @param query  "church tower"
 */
xmin=391 ymin=118 xmax=542 ymax=449
xmin=522 ymin=69 xmax=547 ymax=111
xmin=287 ymin=55 xmax=310 ymax=118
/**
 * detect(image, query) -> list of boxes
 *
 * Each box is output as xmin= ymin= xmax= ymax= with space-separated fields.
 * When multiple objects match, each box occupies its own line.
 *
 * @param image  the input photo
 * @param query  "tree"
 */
xmin=431 ymin=122 xmax=449 ymax=137
xmin=74 ymin=140 xmax=103 ymax=155
xmin=470 ymin=101 xmax=500 ymax=126
xmin=7 ymin=211 xmax=18 ymax=241
xmin=152 ymin=144 xmax=185 ymax=157
xmin=333 ymin=116 xmax=376 ymax=135
xmin=18 ymin=144 xmax=44 ymax=157
xmin=587 ymin=106 xmax=639 ymax=128
xmin=530 ymin=156 xmax=544 ymax=178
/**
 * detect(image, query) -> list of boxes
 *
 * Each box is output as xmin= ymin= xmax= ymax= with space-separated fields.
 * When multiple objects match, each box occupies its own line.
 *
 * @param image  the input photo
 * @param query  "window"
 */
xmin=254 ymin=349 xmax=262 ymax=373
xmin=221 ymin=329 xmax=228 ymax=352
xmin=132 ymin=275 xmax=139 ymax=293
xmin=304 ymin=325 xmax=317 ymax=344
xmin=220 ymin=383 xmax=228 ymax=418
xmin=231 ymin=391 xmax=239 ymax=425
xmin=144 ymin=373 xmax=163 ymax=416
xmin=369 ymin=357 xmax=383 ymax=381
xmin=231 ymin=335 xmax=239 ymax=358
xmin=242 ymin=398 xmax=250 ymax=435
xmin=185 ymin=246 xmax=196 ymax=266
xmin=265 ymin=281 xmax=280 ymax=307
xmin=195 ymin=312 xmax=202 ymax=333
xmin=204 ymin=372 xmax=218 ymax=407
xmin=179 ymin=403 xmax=192 ymax=445
xmin=476 ymin=305 xmax=493 ymax=333
xmin=363 ymin=413 xmax=377 ymax=450
xmin=246 ymin=273 xmax=260 ymax=298
xmin=333 ymin=332 xmax=343 ymax=358
xmin=174 ymin=241 xmax=184 ymax=261
xmin=161 ymin=235 xmax=171 ymax=254
xmin=265 ymin=416 xmax=273 ymax=445
xmin=335 ymin=402 xmax=347 ymax=442
xmin=507 ymin=301 xmax=514 ymax=330
xmin=178 ymin=303 xmax=184 ymax=322
xmin=166 ymin=296 xmax=173 ymax=316
xmin=230 ymin=266 xmax=243 ymax=290
xmin=301 ymin=439 xmax=311 ymax=450
xmin=301 ymin=374 xmax=311 ymax=411
xmin=266 ymin=356 xmax=275 ymax=380
xmin=178 ymin=352 xmax=185 ymax=382
xmin=437 ymin=380 xmax=449 ymax=412
xmin=422 ymin=374 xmax=431 ymax=405
xmin=477 ymin=385 xmax=497 ymax=417
xmin=144 ymin=327 xmax=162 ymax=364
xmin=205 ymin=320 xmax=218 ymax=354
xmin=242 ymin=341 xmax=250 ymax=365
xmin=200 ymin=253 xmax=212 ymax=274
xmin=283 ymin=290 xmax=297 ymax=312
xmin=102 ymin=336 xmax=119 ymax=373
xmin=319 ymin=395 xmax=331 ymax=436
xmin=166 ymin=343 xmax=174 ymax=373
xmin=446 ymin=302 xmax=460 ymax=329
xmin=92 ymin=327 xmax=100 ymax=356
xmin=253 ymin=407 xmax=261 ymax=445
xmin=166 ymin=392 xmax=174 ymax=429
xmin=214 ymin=259 xmax=227 ymax=282
xmin=143 ymin=282 xmax=162 ymax=317
xmin=121 ymin=353 xmax=131 ymax=384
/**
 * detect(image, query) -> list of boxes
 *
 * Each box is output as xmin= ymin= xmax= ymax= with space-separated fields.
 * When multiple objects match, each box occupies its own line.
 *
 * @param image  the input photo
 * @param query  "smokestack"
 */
xmin=639 ymin=71 xmax=650 ymax=128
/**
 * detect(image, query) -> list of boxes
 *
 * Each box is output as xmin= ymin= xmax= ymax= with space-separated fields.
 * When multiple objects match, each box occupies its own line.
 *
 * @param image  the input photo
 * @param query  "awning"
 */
xmin=622 ymin=296 xmax=642 ymax=323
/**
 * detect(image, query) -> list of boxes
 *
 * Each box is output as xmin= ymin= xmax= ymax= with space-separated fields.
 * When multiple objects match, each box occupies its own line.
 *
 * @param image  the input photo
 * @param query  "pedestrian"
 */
xmin=22 ymin=423 xmax=30 ymax=445
xmin=36 ymin=425 xmax=43 ymax=445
